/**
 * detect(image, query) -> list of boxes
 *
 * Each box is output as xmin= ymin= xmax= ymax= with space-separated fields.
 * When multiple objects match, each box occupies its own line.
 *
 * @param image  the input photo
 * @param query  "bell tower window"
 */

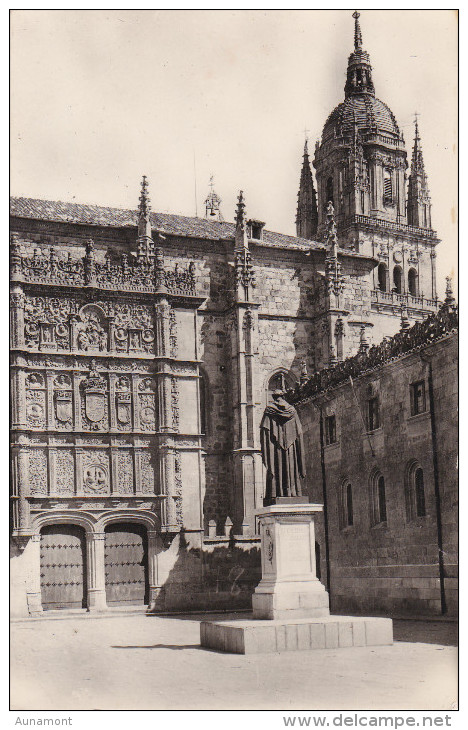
xmin=393 ymin=266 xmax=402 ymax=294
xmin=383 ymin=169 xmax=393 ymax=206
xmin=408 ymin=268 xmax=418 ymax=296
xmin=377 ymin=263 xmax=388 ymax=292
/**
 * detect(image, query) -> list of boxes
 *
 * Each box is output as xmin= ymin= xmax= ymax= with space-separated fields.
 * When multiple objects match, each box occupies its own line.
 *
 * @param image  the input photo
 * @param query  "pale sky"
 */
xmin=11 ymin=9 xmax=457 ymax=295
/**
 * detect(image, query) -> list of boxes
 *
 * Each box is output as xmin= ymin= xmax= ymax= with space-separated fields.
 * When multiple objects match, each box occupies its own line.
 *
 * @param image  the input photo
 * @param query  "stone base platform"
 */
xmin=200 ymin=615 xmax=393 ymax=654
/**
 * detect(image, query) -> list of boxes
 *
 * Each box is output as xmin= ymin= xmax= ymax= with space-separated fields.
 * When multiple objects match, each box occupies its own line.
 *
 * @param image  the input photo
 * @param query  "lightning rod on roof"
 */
xmin=193 ymin=151 xmax=198 ymax=218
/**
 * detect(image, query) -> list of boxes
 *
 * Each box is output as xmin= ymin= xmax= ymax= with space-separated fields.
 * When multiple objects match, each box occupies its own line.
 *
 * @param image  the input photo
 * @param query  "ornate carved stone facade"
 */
xmin=10 ymin=12 xmax=449 ymax=617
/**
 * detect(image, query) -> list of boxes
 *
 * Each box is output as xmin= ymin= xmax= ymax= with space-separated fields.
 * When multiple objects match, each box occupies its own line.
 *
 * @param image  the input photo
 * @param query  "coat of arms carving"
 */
xmin=55 ymin=390 xmax=73 ymax=423
xmin=116 ymin=392 xmax=131 ymax=424
xmin=82 ymin=360 xmax=107 ymax=423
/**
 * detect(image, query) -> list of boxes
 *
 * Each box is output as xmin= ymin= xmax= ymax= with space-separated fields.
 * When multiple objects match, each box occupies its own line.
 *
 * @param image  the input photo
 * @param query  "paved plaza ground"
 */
xmin=10 ymin=611 xmax=458 ymax=712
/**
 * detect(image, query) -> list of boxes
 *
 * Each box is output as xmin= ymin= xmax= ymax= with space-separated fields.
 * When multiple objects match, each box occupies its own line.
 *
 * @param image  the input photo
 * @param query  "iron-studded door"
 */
xmin=40 ymin=525 xmax=87 ymax=610
xmin=104 ymin=523 xmax=149 ymax=605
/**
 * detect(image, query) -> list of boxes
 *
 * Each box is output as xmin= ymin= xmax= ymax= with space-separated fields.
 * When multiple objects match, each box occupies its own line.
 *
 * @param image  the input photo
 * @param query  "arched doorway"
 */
xmin=104 ymin=523 xmax=149 ymax=606
xmin=40 ymin=524 xmax=87 ymax=610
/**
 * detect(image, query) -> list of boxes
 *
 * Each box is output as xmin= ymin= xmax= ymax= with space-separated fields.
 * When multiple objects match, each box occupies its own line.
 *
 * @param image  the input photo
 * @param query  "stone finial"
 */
xmin=138 ymin=175 xmax=152 ymax=238
xmin=235 ymin=190 xmax=248 ymax=249
xmin=359 ymin=324 xmax=370 ymax=354
xmin=85 ymin=237 xmax=95 ymax=257
xmin=329 ymin=341 xmax=338 ymax=367
xmin=139 ymin=175 xmax=151 ymax=217
xmin=353 ymin=10 xmax=362 ymax=51
xmin=300 ymin=358 xmax=309 ymax=384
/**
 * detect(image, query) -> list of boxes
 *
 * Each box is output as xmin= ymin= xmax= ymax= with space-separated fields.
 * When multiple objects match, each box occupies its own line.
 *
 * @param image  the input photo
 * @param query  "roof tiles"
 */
xmin=10 ymin=196 xmax=323 ymax=252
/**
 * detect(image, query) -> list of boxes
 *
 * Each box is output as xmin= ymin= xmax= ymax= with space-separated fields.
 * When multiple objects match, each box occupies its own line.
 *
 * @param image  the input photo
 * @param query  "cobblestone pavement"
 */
xmin=10 ymin=613 xmax=458 ymax=711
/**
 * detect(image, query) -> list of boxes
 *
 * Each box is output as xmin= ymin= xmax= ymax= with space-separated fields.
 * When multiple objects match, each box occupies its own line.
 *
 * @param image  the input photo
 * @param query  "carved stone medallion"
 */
xmin=83 ymin=465 xmax=107 ymax=493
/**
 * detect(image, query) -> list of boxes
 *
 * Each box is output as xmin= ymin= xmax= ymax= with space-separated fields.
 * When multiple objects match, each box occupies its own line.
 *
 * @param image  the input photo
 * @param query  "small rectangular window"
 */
xmin=410 ymin=380 xmax=426 ymax=416
xmin=325 ymin=415 xmax=336 ymax=445
xmin=368 ymin=397 xmax=380 ymax=431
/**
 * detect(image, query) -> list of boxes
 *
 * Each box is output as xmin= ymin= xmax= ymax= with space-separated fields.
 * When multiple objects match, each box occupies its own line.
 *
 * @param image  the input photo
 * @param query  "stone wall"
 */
xmin=295 ymin=324 xmax=458 ymax=616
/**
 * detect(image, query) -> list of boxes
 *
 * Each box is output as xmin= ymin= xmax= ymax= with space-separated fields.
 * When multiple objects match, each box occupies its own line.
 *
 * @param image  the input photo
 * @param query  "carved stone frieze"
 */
xmin=15 ymin=241 xmax=198 ymax=296
xmin=174 ymin=451 xmax=183 ymax=526
xmin=171 ymin=378 xmax=179 ymax=431
xmin=55 ymin=450 xmax=75 ymax=495
xmin=169 ymin=308 xmax=178 ymax=357
xmin=28 ymin=449 xmax=48 ymax=495
xmin=139 ymin=393 xmax=156 ymax=431
xmin=140 ymin=451 xmax=155 ymax=494
xmin=117 ymin=451 xmax=134 ymax=494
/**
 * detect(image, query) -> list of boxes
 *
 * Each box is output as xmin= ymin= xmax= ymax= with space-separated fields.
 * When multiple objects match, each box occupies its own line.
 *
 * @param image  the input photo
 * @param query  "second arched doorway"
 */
xmin=104 ymin=523 xmax=149 ymax=606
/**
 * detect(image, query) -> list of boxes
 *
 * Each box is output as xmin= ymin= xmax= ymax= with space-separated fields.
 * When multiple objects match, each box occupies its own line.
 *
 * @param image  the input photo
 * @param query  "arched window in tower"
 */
xmin=377 ymin=263 xmax=388 ymax=292
xmin=408 ymin=268 xmax=418 ymax=296
xmin=326 ymin=177 xmax=334 ymax=207
xmin=393 ymin=265 xmax=403 ymax=294
xmin=383 ymin=169 xmax=393 ymax=206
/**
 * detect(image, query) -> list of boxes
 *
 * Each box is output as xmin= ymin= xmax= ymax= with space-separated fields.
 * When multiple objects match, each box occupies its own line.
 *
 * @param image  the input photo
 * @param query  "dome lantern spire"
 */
xmin=353 ymin=10 xmax=362 ymax=51
xmin=345 ymin=11 xmax=375 ymax=98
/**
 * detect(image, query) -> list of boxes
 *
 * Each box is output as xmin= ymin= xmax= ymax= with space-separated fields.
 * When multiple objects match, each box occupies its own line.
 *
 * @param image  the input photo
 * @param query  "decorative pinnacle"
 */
xmin=400 ymin=304 xmax=411 ymax=331
xmin=326 ymin=201 xmax=338 ymax=255
xmin=235 ymin=190 xmax=248 ymax=249
xmin=353 ymin=10 xmax=362 ymax=51
xmin=235 ymin=190 xmax=246 ymax=228
xmin=300 ymin=358 xmax=308 ymax=384
xmin=411 ymin=115 xmax=426 ymax=175
xmin=139 ymin=175 xmax=151 ymax=219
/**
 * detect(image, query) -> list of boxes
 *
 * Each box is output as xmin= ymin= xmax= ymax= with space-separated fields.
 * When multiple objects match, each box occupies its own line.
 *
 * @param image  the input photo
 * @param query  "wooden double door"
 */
xmin=104 ymin=523 xmax=149 ymax=606
xmin=40 ymin=525 xmax=87 ymax=610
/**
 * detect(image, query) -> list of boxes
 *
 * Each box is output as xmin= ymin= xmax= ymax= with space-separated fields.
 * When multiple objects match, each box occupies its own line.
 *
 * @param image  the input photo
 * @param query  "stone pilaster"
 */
xmin=10 ymin=285 xmax=25 ymax=349
xmin=160 ymin=446 xmax=178 ymax=530
xmin=26 ymin=534 xmax=43 ymax=616
xmin=72 ymin=370 xmax=82 ymax=430
xmin=229 ymin=194 xmax=261 ymax=534
xmin=86 ymin=532 xmax=107 ymax=611
xmin=147 ymin=529 xmax=162 ymax=610
xmin=15 ymin=448 xmax=31 ymax=534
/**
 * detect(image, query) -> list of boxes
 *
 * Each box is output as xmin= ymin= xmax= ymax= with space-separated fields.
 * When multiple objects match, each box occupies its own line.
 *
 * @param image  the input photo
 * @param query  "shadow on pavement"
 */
xmin=393 ymin=620 xmax=458 ymax=646
xmin=111 ymin=643 xmax=203 ymax=650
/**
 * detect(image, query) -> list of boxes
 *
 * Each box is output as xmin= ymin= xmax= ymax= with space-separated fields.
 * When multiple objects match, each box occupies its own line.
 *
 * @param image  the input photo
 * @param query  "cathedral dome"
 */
xmin=322 ymin=95 xmax=401 ymax=143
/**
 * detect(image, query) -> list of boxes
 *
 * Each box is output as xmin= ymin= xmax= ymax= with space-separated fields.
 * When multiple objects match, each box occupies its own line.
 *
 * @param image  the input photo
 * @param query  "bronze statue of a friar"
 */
xmin=260 ymin=390 xmax=308 ymax=506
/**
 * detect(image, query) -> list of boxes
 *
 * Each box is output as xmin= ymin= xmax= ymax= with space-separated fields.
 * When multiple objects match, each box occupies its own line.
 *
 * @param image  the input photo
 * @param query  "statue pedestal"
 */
xmin=200 ymin=500 xmax=393 ymax=654
xmin=252 ymin=503 xmax=329 ymax=620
